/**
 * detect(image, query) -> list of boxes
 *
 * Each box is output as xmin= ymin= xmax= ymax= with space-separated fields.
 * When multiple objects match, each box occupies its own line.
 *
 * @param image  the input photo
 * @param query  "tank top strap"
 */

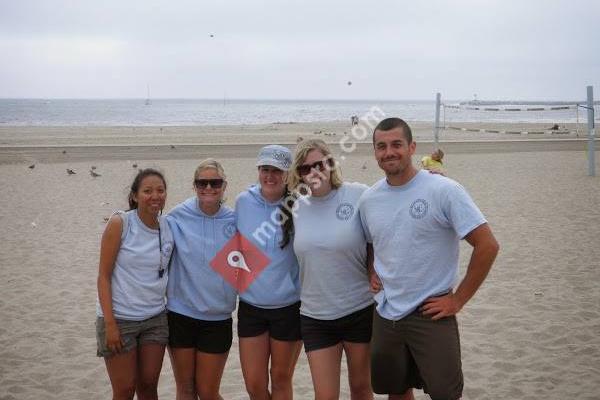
xmin=111 ymin=210 xmax=129 ymax=241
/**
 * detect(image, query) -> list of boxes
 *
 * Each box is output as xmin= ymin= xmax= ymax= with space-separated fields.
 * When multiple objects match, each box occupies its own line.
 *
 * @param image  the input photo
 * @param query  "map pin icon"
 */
xmin=227 ymin=250 xmax=251 ymax=273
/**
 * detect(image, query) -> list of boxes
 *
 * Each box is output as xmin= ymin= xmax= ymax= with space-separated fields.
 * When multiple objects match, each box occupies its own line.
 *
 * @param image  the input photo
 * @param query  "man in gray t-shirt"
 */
xmin=358 ymin=117 xmax=499 ymax=400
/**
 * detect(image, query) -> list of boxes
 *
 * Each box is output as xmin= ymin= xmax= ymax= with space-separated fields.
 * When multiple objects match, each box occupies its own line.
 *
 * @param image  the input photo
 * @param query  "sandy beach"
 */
xmin=1 ymin=123 xmax=599 ymax=399
xmin=0 ymin=121 xmax=586 ymax=148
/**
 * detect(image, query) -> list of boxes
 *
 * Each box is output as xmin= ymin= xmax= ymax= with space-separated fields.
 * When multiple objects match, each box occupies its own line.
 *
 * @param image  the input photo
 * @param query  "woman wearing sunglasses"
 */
xmin=235 ymin=145 xmax=302 ymax=400
xmin=96 ymin=168 xmax=174 ymax=400
xmin=165 ymin=159 xmax=237 ymax=400
xmin=286 ymin=139 xmax=374 ymax=400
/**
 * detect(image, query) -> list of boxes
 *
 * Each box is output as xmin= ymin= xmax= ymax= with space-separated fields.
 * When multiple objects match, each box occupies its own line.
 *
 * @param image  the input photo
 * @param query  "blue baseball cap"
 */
xmin=256 ymin=145 xmax=292 ymax=171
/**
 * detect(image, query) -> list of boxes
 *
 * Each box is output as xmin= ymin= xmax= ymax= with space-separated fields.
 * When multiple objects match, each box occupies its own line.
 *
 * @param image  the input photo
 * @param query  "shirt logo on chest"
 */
xmin=409 ymin=199 xmax=429 ymax=219
xmin=336 ymin=202 xmax=355 ymax=221
xmin=223 ymin=222 xmax=237 ymax=238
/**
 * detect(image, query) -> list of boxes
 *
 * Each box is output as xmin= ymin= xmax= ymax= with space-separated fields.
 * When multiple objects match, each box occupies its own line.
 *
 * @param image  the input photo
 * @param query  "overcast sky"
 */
xmin=1 ymin=0 xmax=598 ymax=100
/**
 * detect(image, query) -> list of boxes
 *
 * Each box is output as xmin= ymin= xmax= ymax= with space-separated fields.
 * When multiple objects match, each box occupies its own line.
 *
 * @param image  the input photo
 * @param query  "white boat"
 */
xmin=145 ymin=84 xmax=152 ymax=105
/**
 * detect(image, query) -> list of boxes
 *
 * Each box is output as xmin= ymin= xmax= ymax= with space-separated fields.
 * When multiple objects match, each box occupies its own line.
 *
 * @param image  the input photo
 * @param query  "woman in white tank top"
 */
xmin=96 ymin=168 xmax=174 ymax=400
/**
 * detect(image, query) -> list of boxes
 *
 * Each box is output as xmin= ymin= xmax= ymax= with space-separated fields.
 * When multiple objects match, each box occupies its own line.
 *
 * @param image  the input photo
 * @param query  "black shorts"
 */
xmin=371 ymin=310 xmax=463 ymax=399
xmin=301 ymin=303 xmax=374 ymax=352
xmin=167 ymin=311 xmax=232 ymax=354
xmin=237 ymin=301 xmax=301 ymax=341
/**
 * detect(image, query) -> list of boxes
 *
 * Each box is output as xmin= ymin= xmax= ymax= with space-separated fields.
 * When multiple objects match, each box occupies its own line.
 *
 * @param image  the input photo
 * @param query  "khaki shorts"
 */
xmin=371 ymin=310 xmax=463 ymax=400
xmin=96 ymin=311 xmax=168 ymax=358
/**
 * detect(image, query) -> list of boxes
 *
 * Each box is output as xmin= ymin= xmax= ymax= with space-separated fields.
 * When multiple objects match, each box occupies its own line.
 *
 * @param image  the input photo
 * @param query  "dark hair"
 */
xmin=373 ymin=117 xmax=413 ymax=145
xmin=279 ymin=188 xmax=296 ymax=249
xmin=128 ymin=168 xmax=167 ymax=210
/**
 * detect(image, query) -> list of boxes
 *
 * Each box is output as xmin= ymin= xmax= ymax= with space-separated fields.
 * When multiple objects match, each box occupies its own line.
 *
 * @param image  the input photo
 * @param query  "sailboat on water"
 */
xmin=145 ymin=84 xmax=152 ymax=106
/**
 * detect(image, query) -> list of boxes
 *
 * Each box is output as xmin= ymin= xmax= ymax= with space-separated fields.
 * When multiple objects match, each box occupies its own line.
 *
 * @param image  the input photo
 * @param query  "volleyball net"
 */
xmin=440 ymin=101 xmax=600 ymax=136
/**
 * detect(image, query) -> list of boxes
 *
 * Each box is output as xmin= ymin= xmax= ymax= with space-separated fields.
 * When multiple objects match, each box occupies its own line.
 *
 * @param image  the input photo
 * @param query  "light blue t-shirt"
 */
xmin=293 ymin=182 xmax=373 ymax=320
xmin=235 ymin=185 xmax=300 ymax=308
xmin=166 ymin=197 xmax=238 ymax=321
xmin=358 ymin=170 xmax=486 ymax=320
xmin=96 ymin=210 xmax=174 ymax=320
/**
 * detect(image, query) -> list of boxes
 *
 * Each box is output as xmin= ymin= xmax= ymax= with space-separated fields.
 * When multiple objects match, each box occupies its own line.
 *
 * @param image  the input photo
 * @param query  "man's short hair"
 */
xmin=373 ymin=117 xmax=413 ymax=144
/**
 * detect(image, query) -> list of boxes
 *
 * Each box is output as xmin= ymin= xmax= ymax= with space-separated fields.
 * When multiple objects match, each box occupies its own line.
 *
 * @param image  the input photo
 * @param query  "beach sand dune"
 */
xmin=1 ymin=141 xmax=599 ymax=399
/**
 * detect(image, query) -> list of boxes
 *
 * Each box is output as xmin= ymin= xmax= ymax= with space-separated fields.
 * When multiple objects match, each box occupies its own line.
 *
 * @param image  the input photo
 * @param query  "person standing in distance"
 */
xmin=358 ymin=118 xmax=499 ymax=400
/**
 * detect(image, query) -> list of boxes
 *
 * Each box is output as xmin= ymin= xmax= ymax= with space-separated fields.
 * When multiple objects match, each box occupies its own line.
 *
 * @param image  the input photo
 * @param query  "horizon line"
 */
xmin=0 ymin=97 xmax=595 ymax=104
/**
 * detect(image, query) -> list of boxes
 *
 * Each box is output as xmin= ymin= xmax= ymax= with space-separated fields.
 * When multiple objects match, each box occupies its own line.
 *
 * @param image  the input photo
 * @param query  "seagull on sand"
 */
xmin=67 ymin=168 xmax=76 ymax=175
xmin=90 ymin=170 xmax=102 ymax=178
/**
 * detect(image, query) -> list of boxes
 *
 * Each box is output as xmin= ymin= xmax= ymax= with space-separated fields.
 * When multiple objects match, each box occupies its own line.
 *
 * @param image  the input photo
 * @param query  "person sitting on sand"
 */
xmin=96 ymin=168 xmax=174 ymax=400
xmin=421 ymin=148 xmax=444 ymax=173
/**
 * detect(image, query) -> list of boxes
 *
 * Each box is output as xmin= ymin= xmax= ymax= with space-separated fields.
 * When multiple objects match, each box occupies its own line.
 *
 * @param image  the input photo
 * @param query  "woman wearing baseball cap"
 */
xmin=235 ymin=145 xmax=302 ymax=400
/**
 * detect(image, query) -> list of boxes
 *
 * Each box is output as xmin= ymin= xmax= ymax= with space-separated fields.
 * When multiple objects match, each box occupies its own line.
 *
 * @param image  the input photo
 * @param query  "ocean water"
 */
xmin=0 ymin=98 xmax=595 ymax=126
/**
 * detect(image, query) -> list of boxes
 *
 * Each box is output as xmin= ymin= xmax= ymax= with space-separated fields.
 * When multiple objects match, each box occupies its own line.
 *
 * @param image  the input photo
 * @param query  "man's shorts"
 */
xmin=300 ymin=304 xmax=374 ymax=352
xmin=371 ymin=310 xmax=463 ymax=400
xmin=237 ymin=301 xmax=302 ymax=341
xmin=167 ymin=311 xmax=232 ymax=354
xmin=96 ymin=311 xmax=168 ymax=358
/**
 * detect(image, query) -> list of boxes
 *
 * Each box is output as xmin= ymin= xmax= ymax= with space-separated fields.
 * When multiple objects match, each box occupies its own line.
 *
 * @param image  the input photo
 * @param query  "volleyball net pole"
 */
xmin=576 ymin=104 xmax=579 ymax=137
xmin=434 ymin=92 xmax=441 ymax=147
xmin=586 ymin=86 xmax=596 ymax=177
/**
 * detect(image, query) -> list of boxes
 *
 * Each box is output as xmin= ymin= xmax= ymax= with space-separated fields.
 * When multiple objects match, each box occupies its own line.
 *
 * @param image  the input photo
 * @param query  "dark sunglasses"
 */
xmin=194 ymin=178 xmax=224 ymax=189
xmin=297 ymin=158 xmax=334 ymax=176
